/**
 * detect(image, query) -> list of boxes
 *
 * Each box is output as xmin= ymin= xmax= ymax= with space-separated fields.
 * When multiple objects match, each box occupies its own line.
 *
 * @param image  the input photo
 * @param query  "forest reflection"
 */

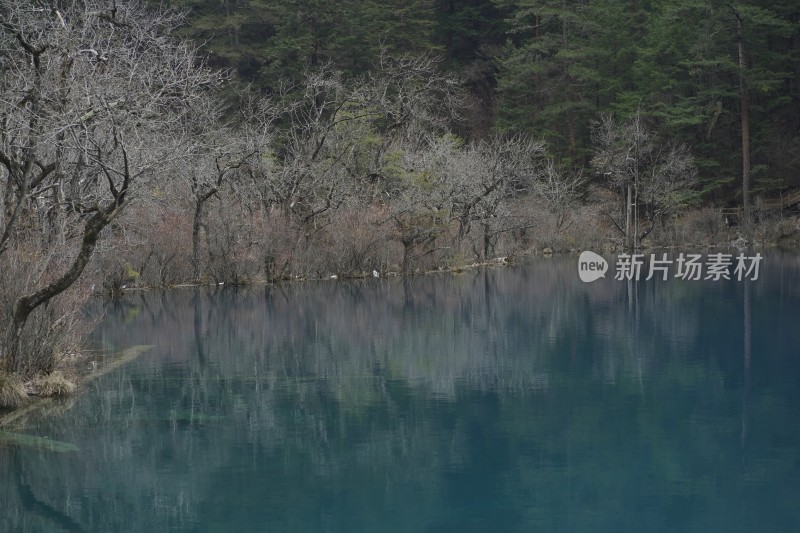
xmin=2 ymin=253 xmax=799 ymax=532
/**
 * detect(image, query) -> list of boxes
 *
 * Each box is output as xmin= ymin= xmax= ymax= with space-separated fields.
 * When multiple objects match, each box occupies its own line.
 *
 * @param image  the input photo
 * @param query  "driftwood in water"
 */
xmin=0 ymin=345 xmax=153 ymax=450
xmin=0 ymin=430 xmax=79 ymax=453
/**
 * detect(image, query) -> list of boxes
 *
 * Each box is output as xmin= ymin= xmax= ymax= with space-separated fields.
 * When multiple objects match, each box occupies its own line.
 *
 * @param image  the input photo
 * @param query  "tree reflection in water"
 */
xmin=1 ymin=253 xmax=799 ymax=532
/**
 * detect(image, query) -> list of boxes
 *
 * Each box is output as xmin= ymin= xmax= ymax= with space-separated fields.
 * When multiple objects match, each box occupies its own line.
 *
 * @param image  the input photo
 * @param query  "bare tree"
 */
xmin=248 ymin=67 xmax=369 ymax=227
xmin=239 ymin=55 xmax=463 ymax=274
xmin=380 ymin=133 xmax=552 ymax=265
xmin=452 ymin=136 xmax=547 ymax=258
xmin=396 ymin=134 xmax=549 ymax=260
xmin=173 ymin=93 xmax=259 ymax=281
xmin=591 ymin=112 xmax=697 ymax=248
xmin=385 ymin=135 xmax=459 ymax=271
xmin=0 ymin=0 xmax=221 ymax=372
xmin=536 ymin=159 xmax=585 ymax=231
xmin=368 ymin=53 xmax=462 ymax=147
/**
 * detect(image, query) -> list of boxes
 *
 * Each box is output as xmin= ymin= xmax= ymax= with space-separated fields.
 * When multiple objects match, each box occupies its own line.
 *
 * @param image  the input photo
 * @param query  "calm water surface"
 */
xmin=2 ymin=253 xmax=800 ymax=532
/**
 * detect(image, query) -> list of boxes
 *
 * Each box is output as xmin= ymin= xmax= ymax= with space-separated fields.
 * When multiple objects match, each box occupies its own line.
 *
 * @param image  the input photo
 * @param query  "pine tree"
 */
xmin=494 ymin=0 xmax=608 ymax=164
xmin=629 ymin=0 xmax=796 ymax=205
xmin=434 ymin=0 xmax=510 ymax=135
xmin=167 ymin=0 xmax=439 ymax=90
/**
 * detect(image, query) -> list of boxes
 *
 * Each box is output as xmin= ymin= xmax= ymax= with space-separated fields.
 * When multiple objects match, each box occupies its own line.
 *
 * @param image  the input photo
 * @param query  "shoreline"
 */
xmin=2 ymin=238 xmax=798 ymax=421
xmin=100 ymin=235 xmax=800 ymax=294
xmin=0 ymin=346 xmax=154 ymax=431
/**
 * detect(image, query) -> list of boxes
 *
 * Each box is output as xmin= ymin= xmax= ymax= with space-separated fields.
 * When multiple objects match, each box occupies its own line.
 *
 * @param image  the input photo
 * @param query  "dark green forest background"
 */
xmin=166 ymin=0 xmax=799 ymax=204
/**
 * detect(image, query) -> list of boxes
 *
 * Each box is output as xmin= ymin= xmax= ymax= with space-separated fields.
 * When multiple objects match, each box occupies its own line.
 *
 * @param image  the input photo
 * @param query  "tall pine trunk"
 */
xmin=735 ymin=10 xmax=751 ymax=230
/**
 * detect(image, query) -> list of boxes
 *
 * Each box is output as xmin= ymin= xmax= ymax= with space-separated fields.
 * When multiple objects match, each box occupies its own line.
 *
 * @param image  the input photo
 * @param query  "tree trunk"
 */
xmin=735 ymin=10 xmax=751 ymax=230
xmin=567 ymin=111 xmax=577 ymax=161
xmin=192 ymin=199 xmax=204 ymax=281
xmin=561 ymin=2 xmax=577 ymax=161
xmin=625 ymin=185 xmax=633 ymax=250
xmin=7 ymin=206 xmax=115 ymax=372
xmin=401 ymin=239 xmax=412 ymax=273
xmin=192 ymin=189 xmax=218 ymax=281
xmin=482 ymin=222 xmax=492 ymax=260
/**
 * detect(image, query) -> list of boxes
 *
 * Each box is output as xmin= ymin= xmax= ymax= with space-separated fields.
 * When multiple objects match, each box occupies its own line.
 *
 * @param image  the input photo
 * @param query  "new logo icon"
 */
xmin=578 ymin=251 xmax=608 ymax=283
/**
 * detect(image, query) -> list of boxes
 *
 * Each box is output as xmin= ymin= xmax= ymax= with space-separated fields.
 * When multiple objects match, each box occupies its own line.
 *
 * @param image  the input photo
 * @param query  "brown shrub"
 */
xmin=318 ymin=206 xmax=394 ymax=276
xmin=754 ymin=215 xmax=800 ymax=245
xmin=0 ymin=236 xmax=93 ymax=377
xmin=30 ymin=370 xmax=77 ymax=397
xmin=257 ymin=208 xmax=303 ymax=280
xmin=669 ymin=208 xmax=730 ymax=246
xmin=0 ymin=372 xmax=27 ymax=408
xmin=136 ymin=208 xmax=194 ymax=286
xmin=204 ymin=198 xmax=262 ymax=284
xmin=507 ymin=193 xmax=616 ymax=253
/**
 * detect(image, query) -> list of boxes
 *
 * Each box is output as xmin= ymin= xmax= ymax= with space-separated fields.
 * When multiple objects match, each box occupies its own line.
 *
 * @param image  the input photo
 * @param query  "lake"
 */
xmin=1 ymin=252 xmax=799 ymax=532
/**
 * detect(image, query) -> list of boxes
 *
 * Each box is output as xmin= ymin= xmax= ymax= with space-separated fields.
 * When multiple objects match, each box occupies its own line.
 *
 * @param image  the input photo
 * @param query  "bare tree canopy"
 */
xmin=0 ymin=0 xmax=221 ymax=372
xmin=591 ymin=112 xmax=698 ymax=245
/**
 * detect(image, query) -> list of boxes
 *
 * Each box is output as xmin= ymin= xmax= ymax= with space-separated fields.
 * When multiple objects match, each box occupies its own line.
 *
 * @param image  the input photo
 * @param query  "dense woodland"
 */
xmin=172 ymin=0 xmax=799 ymax=192
xmin=0 ymin=0 xmax=798 ymax=385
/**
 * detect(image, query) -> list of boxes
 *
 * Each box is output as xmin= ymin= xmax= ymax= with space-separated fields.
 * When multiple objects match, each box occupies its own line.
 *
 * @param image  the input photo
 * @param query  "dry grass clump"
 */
xmin=667 ymin=207 xmax=729 ymax=246
xmin=30 ymin=371 xmax=77 ymax=398
xmin=0 ymin=372 xmax=28 ymax=408
xmin=754 ymin=215 xmax=800 ymax=245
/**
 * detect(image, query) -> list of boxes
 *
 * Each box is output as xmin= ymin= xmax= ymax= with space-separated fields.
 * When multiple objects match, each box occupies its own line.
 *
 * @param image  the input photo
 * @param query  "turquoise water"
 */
xmin=1 ymin=253 xmax=799 ymax=532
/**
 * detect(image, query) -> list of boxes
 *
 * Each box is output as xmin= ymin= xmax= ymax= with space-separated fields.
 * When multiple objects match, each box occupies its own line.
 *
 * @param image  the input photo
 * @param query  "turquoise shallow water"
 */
xmin=1 ymin=252 xmax=799 ymax=532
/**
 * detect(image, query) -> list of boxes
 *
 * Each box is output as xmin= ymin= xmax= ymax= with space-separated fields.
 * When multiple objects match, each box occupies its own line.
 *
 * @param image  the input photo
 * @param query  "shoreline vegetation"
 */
xmin=0 ymin=345 xmax=153 ymax=432
xmin=1 ymin=0 xmax=798 ymax=409
xmin=2 ymin=226 xmax=799 ymax=416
